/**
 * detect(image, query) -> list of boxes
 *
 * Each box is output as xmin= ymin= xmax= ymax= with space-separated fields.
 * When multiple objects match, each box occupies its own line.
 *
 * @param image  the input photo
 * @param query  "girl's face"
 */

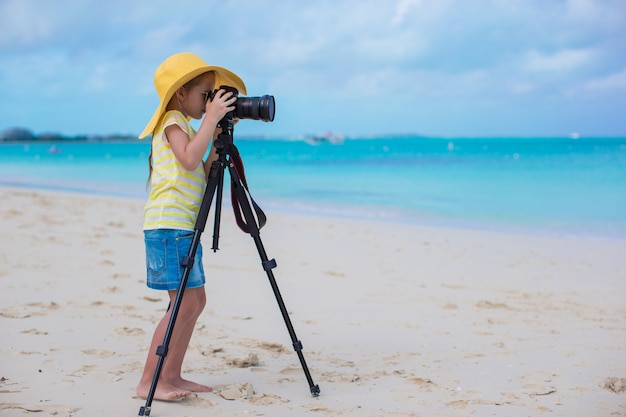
xmin=179 ymin=73 xmax=215 ymax=120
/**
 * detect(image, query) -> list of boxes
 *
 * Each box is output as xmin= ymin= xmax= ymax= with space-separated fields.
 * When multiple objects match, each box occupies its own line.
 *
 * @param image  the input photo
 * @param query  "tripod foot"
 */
xmin=310 ymin=385 xmax=321 ymax=397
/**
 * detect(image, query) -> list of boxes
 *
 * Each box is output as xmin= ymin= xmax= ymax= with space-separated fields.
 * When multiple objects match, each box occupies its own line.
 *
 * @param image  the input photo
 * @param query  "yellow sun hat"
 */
xmin=139 ymin=52 xmax=247 ymax=139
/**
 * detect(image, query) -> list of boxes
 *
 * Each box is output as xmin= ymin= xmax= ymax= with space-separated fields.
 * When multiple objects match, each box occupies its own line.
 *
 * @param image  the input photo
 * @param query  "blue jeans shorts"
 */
xmin=144 ymin=229 xmax=206 ymax=291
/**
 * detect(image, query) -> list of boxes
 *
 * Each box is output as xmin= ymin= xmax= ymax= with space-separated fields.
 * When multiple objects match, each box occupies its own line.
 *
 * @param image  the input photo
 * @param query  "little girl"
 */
xmin=136 ymin=52 xmax=247 ymax=401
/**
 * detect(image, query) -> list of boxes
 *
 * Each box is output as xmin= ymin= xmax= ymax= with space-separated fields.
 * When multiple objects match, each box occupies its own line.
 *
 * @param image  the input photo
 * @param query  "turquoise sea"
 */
xmin=1 ymin=136 xmax=625 ymax=239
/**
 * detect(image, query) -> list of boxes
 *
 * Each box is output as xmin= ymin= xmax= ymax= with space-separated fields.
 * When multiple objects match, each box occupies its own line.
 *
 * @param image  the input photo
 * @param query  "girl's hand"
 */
xmin=205 ymin=89 xmax=237 ymax=124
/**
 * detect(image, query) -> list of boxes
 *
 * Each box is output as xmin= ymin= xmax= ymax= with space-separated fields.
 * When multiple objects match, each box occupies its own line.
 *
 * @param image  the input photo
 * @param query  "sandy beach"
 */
xmin=1 ymin=186 xmax=625 ymax=416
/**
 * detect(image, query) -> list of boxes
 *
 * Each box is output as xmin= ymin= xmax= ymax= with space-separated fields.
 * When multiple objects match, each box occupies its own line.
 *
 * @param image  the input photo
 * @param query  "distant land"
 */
xmin=0 ymin=127 xmax=138 ymax=142
xmin=0 ymin=127 xmax=353 ymax=143
xmin=0 ymin=127 xmax=297 ymax=142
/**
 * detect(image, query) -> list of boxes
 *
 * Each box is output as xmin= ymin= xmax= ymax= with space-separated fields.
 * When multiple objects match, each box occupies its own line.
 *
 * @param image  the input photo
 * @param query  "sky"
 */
xmin=1 ymin=0 xmax=625 ymax=138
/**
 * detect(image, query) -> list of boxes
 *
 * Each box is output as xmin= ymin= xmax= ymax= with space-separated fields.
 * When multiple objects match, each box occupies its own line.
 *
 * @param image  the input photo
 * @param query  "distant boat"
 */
xmin=47 ymin=145 xmax=62 ymax=154
xmin=569 ymin=132 xmax=580 ymax=139
xmin=304 ymin=131 xmax=345 ymax=145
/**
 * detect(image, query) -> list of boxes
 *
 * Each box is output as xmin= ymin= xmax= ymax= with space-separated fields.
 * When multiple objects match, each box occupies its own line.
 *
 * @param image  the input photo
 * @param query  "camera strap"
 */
xmin=228 ymin=144 xmax=267 ymax=233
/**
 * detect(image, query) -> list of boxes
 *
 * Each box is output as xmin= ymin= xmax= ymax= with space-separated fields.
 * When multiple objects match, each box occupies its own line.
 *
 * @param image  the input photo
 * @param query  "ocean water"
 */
xmin=1 ymin=136 xmax=625 ymax=239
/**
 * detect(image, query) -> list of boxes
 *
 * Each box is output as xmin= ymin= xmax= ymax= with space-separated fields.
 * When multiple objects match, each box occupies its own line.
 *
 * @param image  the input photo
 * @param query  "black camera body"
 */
xmin=209 ymin=86 xmax=275 ymax=123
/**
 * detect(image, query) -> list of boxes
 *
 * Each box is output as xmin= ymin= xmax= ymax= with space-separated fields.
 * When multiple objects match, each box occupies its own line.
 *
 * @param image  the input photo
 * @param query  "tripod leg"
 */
xmin=138 ymin=162 xmax=224 ymax=416
xmin=211 ymin=164 xmax=225 ymax=251
xmin=227 ymin=163 xmax=321 ymax=397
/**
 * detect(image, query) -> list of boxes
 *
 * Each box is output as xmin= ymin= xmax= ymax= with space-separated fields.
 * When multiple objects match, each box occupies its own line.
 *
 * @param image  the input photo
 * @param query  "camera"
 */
xmin=209 ymin=86 xmax=275 ymax=122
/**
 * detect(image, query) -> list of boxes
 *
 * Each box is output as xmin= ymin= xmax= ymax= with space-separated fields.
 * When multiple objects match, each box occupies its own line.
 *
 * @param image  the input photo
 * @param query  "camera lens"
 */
xmin=235 ymin=95 xmax=275 ymax=122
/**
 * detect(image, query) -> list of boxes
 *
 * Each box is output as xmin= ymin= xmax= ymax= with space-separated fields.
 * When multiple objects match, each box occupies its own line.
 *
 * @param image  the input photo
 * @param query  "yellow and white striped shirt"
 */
xmin=143 ymin=110 xmax=207 ymax=231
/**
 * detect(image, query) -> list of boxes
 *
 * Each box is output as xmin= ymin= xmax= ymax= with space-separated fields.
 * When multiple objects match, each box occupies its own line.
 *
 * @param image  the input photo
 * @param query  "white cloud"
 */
xmin=133 ymin=23 xmax=195 ymax=57
xmin=354 ymin=30 xmax=429 ymax=64
xmin=584 ymin=68 xmax=626 ymax=91
xmin=0 ymin=0 xmax=56 ymax=47
xmin=508 ymin=81 xmax=536 ymax=95
xmin=393 ymin=0 xmax=422 ymax=26
xmin=339 ymin=67 xmax=492 ymax=100
xmin=523 ymin=49 xmax=594 ymax=73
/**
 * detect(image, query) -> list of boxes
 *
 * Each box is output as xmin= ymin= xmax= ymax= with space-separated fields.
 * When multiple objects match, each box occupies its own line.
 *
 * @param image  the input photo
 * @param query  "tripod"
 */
xmin=139 ymin=117 xmax=320 ymax=416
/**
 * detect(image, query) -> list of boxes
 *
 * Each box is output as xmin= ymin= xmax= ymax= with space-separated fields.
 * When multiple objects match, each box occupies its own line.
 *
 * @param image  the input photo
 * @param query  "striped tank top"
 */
xmin=143 ymin=110 xmax=207 ymax=231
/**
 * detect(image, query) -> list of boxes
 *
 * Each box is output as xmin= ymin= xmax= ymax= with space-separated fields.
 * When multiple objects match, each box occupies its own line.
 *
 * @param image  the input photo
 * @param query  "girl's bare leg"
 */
xmin=136 ymin=309 xmax=191 ymax=401
xmin=136 ymin=286 xmax=208 ymax=400
xmin=161 ymin=287 xmax=212 ymax=392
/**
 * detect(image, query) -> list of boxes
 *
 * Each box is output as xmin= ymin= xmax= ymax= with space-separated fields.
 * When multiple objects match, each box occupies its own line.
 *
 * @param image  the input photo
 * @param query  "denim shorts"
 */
xmin=144 ymin=229 xmax=206 ymax=291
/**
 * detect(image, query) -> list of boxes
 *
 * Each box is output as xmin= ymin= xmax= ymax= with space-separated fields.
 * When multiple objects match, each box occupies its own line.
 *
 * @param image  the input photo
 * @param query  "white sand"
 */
xmin=1 ymin=186 xmax=625 ymax=416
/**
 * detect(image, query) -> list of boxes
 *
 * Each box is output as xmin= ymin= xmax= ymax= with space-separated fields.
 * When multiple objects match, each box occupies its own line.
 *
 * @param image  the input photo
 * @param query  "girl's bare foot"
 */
xmin=175 ymin=378 xmax=213 ymax=392
xmin=136 ymin=381 xmax=192 ymax=401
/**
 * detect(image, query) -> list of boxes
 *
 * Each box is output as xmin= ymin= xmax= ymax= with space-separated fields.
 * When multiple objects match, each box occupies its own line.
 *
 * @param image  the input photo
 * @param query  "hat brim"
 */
xmin=139 ymin=66 xmax=247 ymax=139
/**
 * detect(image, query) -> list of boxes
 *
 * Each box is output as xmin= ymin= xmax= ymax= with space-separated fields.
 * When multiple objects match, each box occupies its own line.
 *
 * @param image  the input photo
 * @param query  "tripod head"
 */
xmin=214 ymin=115 xmax=235 ymax=155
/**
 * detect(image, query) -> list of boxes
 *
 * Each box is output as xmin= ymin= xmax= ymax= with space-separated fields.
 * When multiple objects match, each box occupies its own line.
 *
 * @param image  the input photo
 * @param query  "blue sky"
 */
xmin=1 ymin=0 xmax=625 ymax=138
